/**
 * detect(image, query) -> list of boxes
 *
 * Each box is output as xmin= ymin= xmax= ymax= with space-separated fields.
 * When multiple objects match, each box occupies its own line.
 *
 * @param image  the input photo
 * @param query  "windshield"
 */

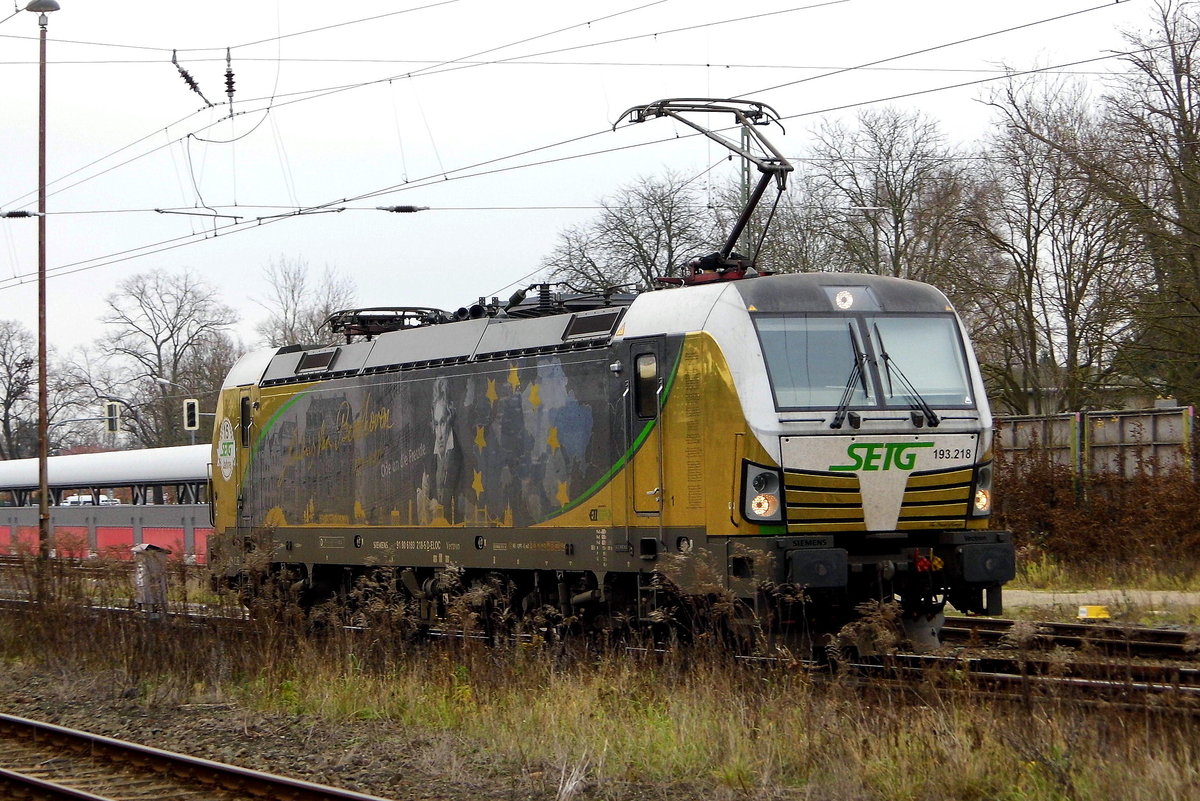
xmin=753 ymin=314 xmax=973 ymax=411
xmin=755 ymin=316 xmax=873 ymax=408
xmin=869 ymin=316 xmax=972 ymax=408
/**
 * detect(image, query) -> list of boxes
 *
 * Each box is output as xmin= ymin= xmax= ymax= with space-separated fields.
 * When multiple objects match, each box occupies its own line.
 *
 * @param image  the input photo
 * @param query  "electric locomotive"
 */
xmin=209 ymin=270 xmax=1012 ymax=635
xmin=208 ymin=100 xmax=1014 ymax=639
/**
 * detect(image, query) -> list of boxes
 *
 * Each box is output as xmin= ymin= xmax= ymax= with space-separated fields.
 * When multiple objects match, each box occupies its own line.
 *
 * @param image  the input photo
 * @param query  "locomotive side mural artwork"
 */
xmin=248 ymin=351 xmax=616 ymax=534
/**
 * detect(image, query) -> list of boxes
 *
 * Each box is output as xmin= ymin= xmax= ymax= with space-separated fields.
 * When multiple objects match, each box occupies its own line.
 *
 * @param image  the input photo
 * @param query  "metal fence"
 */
xmin=995 ymin=406 xmax=1196 ymax=479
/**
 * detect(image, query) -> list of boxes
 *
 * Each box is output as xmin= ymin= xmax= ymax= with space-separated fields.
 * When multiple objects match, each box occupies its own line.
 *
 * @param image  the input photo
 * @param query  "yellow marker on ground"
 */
xmin=1077 ymin=605 xmax=1111 ymax=620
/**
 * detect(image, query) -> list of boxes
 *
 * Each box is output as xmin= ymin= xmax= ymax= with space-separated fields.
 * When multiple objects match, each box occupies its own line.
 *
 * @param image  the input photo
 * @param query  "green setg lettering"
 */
xmin=829 ymin=441 xmax=934 ymax=472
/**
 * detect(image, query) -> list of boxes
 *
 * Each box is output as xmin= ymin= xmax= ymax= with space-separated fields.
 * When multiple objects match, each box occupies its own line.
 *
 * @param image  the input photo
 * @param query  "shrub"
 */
xmin=995 ymin=443 xmax=1200 ymax=580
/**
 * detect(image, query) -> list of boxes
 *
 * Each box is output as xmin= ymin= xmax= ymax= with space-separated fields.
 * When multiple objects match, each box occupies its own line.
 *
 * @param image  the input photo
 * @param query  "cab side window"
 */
xmin=634 ymin=353 xmax=659 ymax=418
xmin=240 ymin=397 xmax=252 ymax=447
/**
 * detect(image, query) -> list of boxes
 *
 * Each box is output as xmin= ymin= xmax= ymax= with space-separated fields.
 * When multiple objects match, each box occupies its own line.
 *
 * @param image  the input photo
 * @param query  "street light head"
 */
xmin=24 ymin=0 xmax=61 ymax=12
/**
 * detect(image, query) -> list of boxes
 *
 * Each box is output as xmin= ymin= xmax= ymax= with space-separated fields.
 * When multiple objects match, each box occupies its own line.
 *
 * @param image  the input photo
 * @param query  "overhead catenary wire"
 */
xmin=0 ymin=1 xmax=1154 ymax=291
xmin=0 ymin=0 xmax=694 ymax=209
xmin=226 ymin=0 xmax=463 ymax=51
xmin=3 ymin=28 xmax=1162 ymax=219
xmin=736 ymin=0 xmax=1135 ymax=98
xmin=0 ymin=54 xmax=1131 ymax=76
xmin=165 ymin=0 xmax=780 ymax=124
xmin=0 ymin=0 xmax=671 ymax=66
xmin=0 ymin=0 xmax=811 ymax=63
xmin=389 ymin=0 xmax=676 ymax=82
xmin=325 ymin=47 xmax=1157 ymax=213
xmin=37 ymin=204 xmax=611 ymax=214
xmin=7 ymin=0 xmax=945 ymax=208
xmin=0 ymin=38 xmax=1166 ymax=294
xmin=168 ymin=0 xmax=854 ymax=116
xmin=33 ymin=120 xmax=1192 ymax=215
xmin=3 ymin=0 xmax=1124 ymax=214
xmin=0 ymin=0 xmax=465 ymax=54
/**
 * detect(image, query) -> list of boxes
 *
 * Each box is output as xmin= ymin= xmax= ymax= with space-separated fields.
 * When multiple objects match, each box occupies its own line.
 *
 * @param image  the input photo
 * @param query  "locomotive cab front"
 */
xmin=723 ymin=275 xmax=1014 ymax=627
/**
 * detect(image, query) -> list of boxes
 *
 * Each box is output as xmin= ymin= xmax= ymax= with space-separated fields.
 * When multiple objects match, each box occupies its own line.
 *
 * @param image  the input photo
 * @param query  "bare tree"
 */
xmin=254 ymin=257 xmax=356 ymax=347
xmin=988 ymin=1 xmax=1200 ymax=403
xmin=543 ymin=170 xmax=716 ymax=292
xmin=0 ymin=320 xmax=87 ymax=458
xmin=75 ymin=269 xmax=240 ymax=448
xmin=1104 ymin=1 xmax=1200 ymax=402
xmin=808 ymin=108 xmax=971 ymax=285
xmin=966 ymin=85 xmax=1146 ymax=414
xmin=0 ymin=320 xmax=35 ymax=460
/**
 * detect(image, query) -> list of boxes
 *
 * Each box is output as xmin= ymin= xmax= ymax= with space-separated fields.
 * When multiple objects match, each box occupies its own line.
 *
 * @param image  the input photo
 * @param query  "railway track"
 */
xmin=0 ymin=712 xmax=393 ymax=801
xmin=2 ymin=555 xmax=1196 ymax=659
xmin=3 ymin=577 xmax=1199 ymax=664
xmin=774 ymin=656 xmax=1193 ymax=719
xmin=3 ymin=566 xmax=1200 ymax=714
xmin=866 ymin=651 xmax=1200 ymax=702
xmin=653 ymin=645 xmax=1200 ymax=713
xmin=942 ymin=615 xmax=1200 ymax=659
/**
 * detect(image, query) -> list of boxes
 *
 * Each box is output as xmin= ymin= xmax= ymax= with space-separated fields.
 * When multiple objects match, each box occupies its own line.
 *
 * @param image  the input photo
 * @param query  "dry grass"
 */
xmin=180 ymin=641 xmax=1200 ymax=800
xmin=0 ymin=558 xmax=1197 ymax=799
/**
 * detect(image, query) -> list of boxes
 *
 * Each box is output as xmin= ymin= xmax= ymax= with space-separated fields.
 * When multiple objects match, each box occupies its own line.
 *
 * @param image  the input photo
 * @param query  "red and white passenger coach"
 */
xmin=0 ymin=445 xmax=211 ymax=563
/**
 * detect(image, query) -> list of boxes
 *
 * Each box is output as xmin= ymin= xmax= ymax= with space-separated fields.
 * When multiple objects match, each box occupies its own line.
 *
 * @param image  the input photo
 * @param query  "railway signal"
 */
xmin=183 ymin=399 xmax=199 ymax=431
xmin=104 ymin=401 xmax=120 ymax=433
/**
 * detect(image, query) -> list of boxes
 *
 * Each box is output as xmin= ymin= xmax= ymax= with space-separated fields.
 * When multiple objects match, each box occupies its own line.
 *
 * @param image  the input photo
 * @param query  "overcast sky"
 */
xmin=0 ymin=0 xmax=1154 ymax=354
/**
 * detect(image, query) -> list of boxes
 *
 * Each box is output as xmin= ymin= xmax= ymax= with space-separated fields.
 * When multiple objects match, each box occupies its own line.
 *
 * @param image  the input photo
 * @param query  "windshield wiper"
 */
xmin=873 ymin=323 xmax=940 ymax=428
xmin=831 ymin=323 xmax=868 ymax=430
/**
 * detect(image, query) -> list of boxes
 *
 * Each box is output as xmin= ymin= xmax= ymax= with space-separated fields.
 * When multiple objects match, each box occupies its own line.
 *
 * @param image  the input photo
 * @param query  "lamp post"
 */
xmin=27 ymin=0 xmax=59 ymax=563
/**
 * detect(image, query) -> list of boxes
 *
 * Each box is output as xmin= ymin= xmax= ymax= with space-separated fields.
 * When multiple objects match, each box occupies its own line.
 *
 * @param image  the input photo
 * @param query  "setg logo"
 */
xmin=217 ymin=418 xmax=237 ymax=481
xmin=829 ymin=441 xmax=934 ymax=472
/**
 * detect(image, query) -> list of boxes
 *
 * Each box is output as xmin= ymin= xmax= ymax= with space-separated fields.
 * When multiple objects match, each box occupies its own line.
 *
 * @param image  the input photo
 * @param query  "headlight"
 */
xmin=751 ymin=471 xmax=777 ymax=493
xmin=971 ymin=463 xmax=993 ymax=516
xmin=742 ymin=463 xmax=783 ymax=523
xmin=751 ymin=493 xmax=779 ymax=517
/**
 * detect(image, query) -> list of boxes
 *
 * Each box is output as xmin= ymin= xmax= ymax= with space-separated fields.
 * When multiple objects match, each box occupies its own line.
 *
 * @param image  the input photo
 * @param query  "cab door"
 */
xmin=627 ymin=339 xmax=664 ymax=516
xmin=233 ymin=388 xmax=255 ymax=533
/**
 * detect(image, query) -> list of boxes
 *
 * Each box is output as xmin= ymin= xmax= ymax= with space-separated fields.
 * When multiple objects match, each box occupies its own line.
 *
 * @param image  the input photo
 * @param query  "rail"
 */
xmin=942 ymin=615 xmax=1200 ymax=660
xmin=0 ymin=712 xmax=394 ymax=801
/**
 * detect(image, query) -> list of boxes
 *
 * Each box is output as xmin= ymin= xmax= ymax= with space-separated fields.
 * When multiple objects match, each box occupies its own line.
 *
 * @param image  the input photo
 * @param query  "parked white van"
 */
xmin=61 ymin=494 xmax=120 ymax=506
